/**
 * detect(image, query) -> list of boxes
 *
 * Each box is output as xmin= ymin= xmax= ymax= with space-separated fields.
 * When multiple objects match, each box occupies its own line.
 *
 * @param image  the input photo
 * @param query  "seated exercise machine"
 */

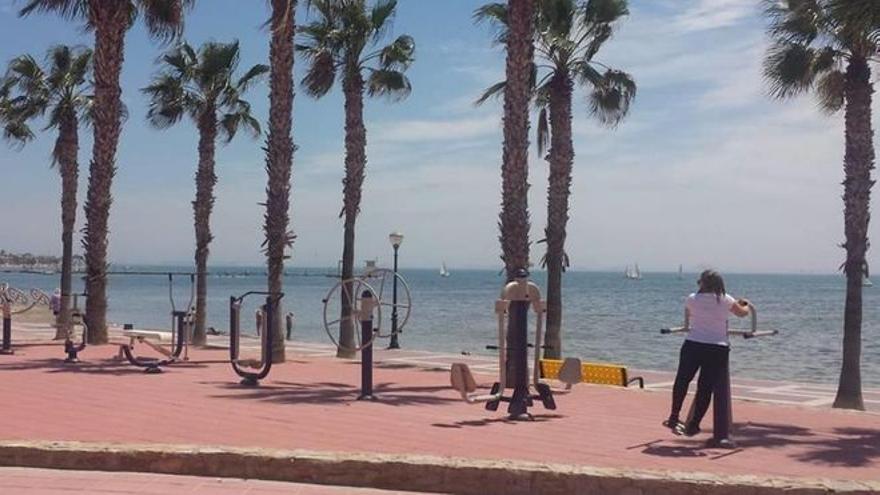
xmin=229 ymin=290 xmax=284 ymax=386
xmin=661 ymin=301 xmax=778 ymax=448
xmin=450 ymin=269 xmax=556 ymax=420
xmin=117 ymin=273 xmax=194 ymax=373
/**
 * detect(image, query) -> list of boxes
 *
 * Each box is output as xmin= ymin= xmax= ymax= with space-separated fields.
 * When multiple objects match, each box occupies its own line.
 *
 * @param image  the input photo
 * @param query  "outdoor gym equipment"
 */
xmin=118 ymin=273 xmax=194 ymax=373
xmin=450 ymin=269 xmax=556 ymax=420
xmin=660 ymin=301 xmax=779 ymax=448
xmin=322 ymin=276 xmax=387 ymax=399
xmin=229 ymin=291 xmax=284 ymax=386
xmin=63 ymin=292 xmax=88 ymax=363
xmin=321 ymin=265 xmax=409 ymax=354
xmin=0 ymin=284 xmax=50 ymax=355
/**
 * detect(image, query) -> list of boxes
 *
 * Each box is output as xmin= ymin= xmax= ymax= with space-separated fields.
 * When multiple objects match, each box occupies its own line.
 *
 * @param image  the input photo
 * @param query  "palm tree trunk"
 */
xmin=500 ymin=0 xmax=535 ymax=386
xmin=337 ymin=66 xmax=366 ymax=359
xmin=833 ymin=58 xmax=874 ymax=411
xmin=499 ymin=0 xmax=535 ymax=280
xmin=192 ymin=106 xmax=217 ymax=346
xmin=83 ymin=3 xmax=128 ymax=344
xmin=56 ymin=110 xmax=79 ymax=340
xmin=543 ymin=72 xmax=573 ymax=360
xmin=263 ymin=0 xmax=297 ymax=364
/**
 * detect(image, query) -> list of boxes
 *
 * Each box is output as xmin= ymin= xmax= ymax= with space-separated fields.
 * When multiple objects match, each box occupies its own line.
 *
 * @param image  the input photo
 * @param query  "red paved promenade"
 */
xmin=0 ymin=329 xmax=878 ymax=493
xmin=0 ymin=467 xmax=436 ymax=494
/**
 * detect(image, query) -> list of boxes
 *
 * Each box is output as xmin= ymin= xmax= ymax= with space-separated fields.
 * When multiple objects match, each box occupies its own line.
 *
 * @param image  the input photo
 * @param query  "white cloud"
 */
xmin=674 ymin=0 xmax=758 ymax=32
xmin=371 ymin=113 xmax=500 ymax=144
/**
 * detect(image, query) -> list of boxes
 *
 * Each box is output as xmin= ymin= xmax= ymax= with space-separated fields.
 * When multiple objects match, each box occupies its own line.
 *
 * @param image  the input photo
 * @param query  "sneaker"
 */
xmin=662 ymin=418 xmax=681 ymax=433
xmin=677 ymin=423 xmax=701 ymax=437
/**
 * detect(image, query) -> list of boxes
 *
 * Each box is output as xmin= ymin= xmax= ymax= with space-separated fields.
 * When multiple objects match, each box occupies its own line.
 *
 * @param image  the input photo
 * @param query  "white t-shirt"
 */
xmin=685 ymin=292 xmax=737 ymax=346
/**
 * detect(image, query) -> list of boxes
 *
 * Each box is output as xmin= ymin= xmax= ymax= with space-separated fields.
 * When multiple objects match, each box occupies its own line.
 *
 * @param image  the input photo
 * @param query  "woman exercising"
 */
xmin=664 ymin=269 xmax=750 ymax=436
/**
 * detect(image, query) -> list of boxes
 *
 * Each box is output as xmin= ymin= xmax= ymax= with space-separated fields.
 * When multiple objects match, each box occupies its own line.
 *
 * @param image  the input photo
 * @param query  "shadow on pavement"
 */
xmin=205 ymin=380 xmax=460 ymax=407
xmin=637 ymin=421 xmax=880 ymax=467
xmin=430 ymin=413 xmax=565 ymax=429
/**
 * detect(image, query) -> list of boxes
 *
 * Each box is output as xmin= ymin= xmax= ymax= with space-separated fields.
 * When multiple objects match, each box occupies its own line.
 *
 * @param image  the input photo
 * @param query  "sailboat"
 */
xmin=440 ymin=261 xmax=451 ymax=278
xmin=624 ymin=263 xmax=642 ymax=280
xmin=677 ymin=264 xmax=683 ymax=280
xmin=864 ymin=276 xmax=873 ymax=288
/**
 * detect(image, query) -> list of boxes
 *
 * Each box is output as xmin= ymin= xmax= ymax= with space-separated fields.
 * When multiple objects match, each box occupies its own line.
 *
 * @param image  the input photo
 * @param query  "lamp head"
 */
xmin=389 ymin=231 xmax=404 ymax=248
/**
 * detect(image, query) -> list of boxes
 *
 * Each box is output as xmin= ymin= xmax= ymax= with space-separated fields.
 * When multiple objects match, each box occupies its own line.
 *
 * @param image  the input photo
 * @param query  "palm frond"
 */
xmin=198 ymin=41 xmax=241 ymax=91
xmin=379 ymin=34 xmax=414 ymax=70
xmin=538 ymin=0 xmax=576 ymax=40
xmin=142 ymin=73 xmax=189 ymax=129
xmin=764 ymin=0 xmax=824 ymax=45
xmin=370 ymin=0 xmax=397 ymax=40
xmin=366 ymin=68 xmax=411 ymax=101
xmin=161 ymin=42 xmax=196 ymax=78
xmin=18 ymin=0 xmax=88 ymax=21
xmin=475 ymin=80 xmax=506 ymax=106
xmin=135 ymin=0 xmax=193 ymax=43
xmin=583 ymin=0 xmax=629 ymax=26
xmin=826 ymin=0 xmax=880 ymax=55
xmin=473 ymin=2 xmax=509 ymax=44
xmin=536 ymin=106 xmax=550 ymax=156
xmin=587 ymin=69 xmax=636 ymax=127
xmin=236 ymin=63 xmax=270 ymax=92
xmin=815 ymin=69 xmax=846 ymax=113
xmin=301 ymin=49 xmax=337 ymax=97
xmin=2 ymin=119 xmax=35 ymax=146
xmin=220 ymin=101 xmax=262 ymax=143
xmin=763 ymin=41 xmax=823 ymax=99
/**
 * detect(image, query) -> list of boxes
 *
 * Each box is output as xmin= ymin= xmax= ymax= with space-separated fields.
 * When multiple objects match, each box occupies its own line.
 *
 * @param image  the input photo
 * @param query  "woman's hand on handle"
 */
xmin=730 ymin=298 xmax=751 ymax=317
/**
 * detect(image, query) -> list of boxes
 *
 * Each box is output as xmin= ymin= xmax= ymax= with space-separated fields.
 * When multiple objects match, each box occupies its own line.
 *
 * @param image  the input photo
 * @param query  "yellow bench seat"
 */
xmin=540 ymin=358 xmax=644 ymax=389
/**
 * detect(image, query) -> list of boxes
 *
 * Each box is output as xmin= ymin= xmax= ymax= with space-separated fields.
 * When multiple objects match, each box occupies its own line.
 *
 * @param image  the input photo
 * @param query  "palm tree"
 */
xmin=476 ymin=0 xmax=636 ymax=359
xmin=298 ymin=0 xmax=415 ymax=358
xmin=490 ymin=0 xmax=535 ymax=282
xmin=19 ymin=0 xmax=192 ymax=344
xmin=0 ymin=45 xmax=93 ymax=340
xmin=263 ymin=0 xmax=297 ymax=364
xmin=143 ymin=41 xmax=268 ymax=346
xmin=764 ymin=0 xmax=879 ymax=410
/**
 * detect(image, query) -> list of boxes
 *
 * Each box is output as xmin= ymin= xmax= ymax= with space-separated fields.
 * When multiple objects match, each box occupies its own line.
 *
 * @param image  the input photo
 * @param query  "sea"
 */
xmin=2 ymin=267 xmax=878 ymax=387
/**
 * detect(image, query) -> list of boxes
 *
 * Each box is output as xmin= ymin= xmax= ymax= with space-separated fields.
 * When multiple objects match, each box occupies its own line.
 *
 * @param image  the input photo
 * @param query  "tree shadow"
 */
xmin=0 ymin=355 xmax=213 ymax=375
xmin=793 ymin=427 xmax=880 ymax=467
xmin=637 ymin=421 xmax=880 ymax=468
xmin=207 ymin=380 xmax=460 ymax=407
xmin=0 ymin=357 xmax=148 ymax=375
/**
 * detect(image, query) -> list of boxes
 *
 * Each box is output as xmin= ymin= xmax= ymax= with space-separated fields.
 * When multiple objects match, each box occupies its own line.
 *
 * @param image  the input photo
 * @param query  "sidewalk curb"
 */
xmin=0 ymin=441 xmax=876 ymax=494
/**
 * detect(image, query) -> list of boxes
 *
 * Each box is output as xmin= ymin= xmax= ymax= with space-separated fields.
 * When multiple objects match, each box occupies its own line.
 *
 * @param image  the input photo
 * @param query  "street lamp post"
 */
xmin=388 ymin=231 xmax=404 ymax=349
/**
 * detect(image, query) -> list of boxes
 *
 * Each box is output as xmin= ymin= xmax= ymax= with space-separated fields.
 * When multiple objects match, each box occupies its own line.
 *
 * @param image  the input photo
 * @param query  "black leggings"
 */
xmin=669 ymin=340 xmax=730 ymax=428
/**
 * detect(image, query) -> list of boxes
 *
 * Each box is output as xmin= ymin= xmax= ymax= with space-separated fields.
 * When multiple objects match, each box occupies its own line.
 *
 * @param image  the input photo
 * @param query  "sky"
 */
xmin=0 ymin=0 xmax=877 ymax=274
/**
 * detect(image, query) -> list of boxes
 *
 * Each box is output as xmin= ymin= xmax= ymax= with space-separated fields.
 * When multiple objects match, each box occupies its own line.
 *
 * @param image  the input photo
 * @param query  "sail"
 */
xmin=440 ymin=261 xmax=450 ymax=277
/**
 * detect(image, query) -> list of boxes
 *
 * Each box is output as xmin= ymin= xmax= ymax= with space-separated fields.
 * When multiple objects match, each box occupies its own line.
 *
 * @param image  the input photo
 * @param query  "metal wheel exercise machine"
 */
xmin=450 ymin=269 xmax=556 ymax=420
xmin=660 ymin=301 xmax=778 ymax=448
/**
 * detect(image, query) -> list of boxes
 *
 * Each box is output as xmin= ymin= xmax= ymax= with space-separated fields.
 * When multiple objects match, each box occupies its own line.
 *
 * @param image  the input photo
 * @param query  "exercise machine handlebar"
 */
xmin=660 ymin=302 xmax=778 ymax=338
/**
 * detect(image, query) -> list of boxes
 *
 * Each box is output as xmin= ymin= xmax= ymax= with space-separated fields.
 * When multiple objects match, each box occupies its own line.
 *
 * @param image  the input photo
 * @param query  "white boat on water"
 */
xmin=677 ymin=264 xmax=683 ymax=280
xmin=864 ymin=277 xmax=873 ymax=288
xmin=624 ymin=263 xmax=642 ymax=280
xmin=440 ymin=261 xmax=450 ymax=278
